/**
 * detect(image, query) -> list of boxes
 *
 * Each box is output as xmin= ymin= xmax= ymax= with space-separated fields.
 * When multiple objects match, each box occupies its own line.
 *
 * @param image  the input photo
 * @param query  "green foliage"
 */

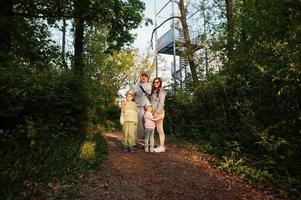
xmin=0 ymin=0 xmax=145 ymax=198
xmin=0 ymin=39 xmax=112 ymax=198
xmin=170 ymin=80 xmax=298 ymax=194
xmin=0 ymin=65 xmax=107 ymax=198
xmin=165 ymin=2 xmax=301 ymax=198
xmin=166 ymin=1 xmax=301 ymax=190
xmin=166 ymin=62 xmax=301 ymax=196
xmin=0 ymin=54 xmax=123 ymax=199
xmin=219 ymin=156 xmax=273 ymax=184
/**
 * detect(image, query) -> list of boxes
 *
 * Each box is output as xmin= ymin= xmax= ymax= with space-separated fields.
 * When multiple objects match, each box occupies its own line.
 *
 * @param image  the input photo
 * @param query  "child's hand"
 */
xmin=120 ymin=100 xmax=125 ymax=109
xmin=154 ymin=112 xmax=164 ymax=120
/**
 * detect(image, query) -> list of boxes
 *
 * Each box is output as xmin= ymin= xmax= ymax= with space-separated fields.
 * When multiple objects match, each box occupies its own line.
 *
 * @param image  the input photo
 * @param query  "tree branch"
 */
xmin=186 ymin=0 xmax=193 ymax=9
xmin=6 ymin=11 xmax=98 ymax=21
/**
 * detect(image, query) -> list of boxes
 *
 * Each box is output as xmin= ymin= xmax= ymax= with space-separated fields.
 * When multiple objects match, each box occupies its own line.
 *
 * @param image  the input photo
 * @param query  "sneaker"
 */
xmin=129 ymin=148 xmax=135 ymax=154
xmin=145 ymin=148 xmax=149 ymax=152
xmin=154 ymin=146 xmax=165 ymax=153
xmin=150 ymin=148 xmax=154 ymax=153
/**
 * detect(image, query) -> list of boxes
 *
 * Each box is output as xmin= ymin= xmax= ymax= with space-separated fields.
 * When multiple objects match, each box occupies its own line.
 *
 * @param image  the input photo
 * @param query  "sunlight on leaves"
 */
xmin=80 ymin=141 xmax=96 ymax=163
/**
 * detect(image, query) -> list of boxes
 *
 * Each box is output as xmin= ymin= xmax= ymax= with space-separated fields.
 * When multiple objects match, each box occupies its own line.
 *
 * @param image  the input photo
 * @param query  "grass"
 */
xmin=166 ymin=133 xmax=300 ymax=200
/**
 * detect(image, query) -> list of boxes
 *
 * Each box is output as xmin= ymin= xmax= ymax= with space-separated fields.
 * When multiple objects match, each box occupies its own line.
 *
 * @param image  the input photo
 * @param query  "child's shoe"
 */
xmin=129 ymin=147 xmax=135 ymax=154
xmin=150 ymin=148 xmax=154 ymax=153
xmin=144 ymin=147 xmax=149 ymax=152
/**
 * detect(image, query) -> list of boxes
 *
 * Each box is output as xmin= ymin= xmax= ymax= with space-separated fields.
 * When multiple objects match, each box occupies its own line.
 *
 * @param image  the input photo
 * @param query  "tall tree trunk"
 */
xmin=178 ymin=0 xmax=198 ymax=86
xmin=225 ymin=0 xmax=234 ymax=65
xmin=73 ymin=0 xmax=85 ymax=76
xmin=62 ymin=18 xmax=68 ymax=69
xmin=240 ymin=0 xmax=247 ymax=55
xmin=202 ymin=0 xmax=209 ymax=77
xmin=74 ymin=17 xmax=84 ymax=76
xmin=0 ymin=0 xmax=13 ymax=52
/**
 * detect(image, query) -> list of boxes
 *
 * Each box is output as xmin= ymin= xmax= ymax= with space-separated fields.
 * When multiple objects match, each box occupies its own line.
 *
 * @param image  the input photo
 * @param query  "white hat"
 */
xmin=126 ymin=90 xmax=134 ymax=96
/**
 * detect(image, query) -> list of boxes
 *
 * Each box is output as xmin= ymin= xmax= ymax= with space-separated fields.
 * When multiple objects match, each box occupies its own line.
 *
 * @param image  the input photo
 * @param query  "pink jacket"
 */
xmin=143 ymin=111 xmax=156 ymax=129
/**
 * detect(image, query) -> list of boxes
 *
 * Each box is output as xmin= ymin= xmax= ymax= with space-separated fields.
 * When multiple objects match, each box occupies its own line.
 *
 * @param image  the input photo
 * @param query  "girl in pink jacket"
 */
xmin=143 ymin=104 xmax=158 ymax=152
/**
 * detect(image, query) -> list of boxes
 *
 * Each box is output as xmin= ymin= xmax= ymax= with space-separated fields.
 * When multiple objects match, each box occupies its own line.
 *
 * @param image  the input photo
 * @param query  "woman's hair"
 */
xmin=151 ymin=77 xmax=162 ymax=98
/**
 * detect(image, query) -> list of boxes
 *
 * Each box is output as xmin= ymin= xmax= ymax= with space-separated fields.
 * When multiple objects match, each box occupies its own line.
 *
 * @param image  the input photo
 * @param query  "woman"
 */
xmin=151 ymin=77 xmax=166 ymax=153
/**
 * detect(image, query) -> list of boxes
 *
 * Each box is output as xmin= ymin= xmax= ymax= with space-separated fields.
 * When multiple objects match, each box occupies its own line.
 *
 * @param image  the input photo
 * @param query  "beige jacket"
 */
xmin=120 ymin=101 xmax=138 ymax=124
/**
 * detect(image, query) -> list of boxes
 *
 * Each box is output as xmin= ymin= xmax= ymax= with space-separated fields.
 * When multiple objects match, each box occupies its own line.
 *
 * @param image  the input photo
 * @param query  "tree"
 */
xmin=84 ymin=24 xmax=140 ymax=102
xmin=177 ymin=0 xmax=199 ymax=86
xmin=73 ymin=0 xmax=85 ymax=75
xmin=8 ymin=0 xmax=145 ymax=75
xmin=61 ymin=18 xmax=68 ymax=69
xmin=0 ymin=0 xmax=13 ymax=52
xmin=225 ymin=0 xmax=234 ymax=66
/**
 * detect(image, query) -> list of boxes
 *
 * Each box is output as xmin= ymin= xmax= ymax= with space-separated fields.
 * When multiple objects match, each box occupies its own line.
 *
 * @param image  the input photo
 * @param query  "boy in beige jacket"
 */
xmin=120 ymin=91 xmax=138 ymax=153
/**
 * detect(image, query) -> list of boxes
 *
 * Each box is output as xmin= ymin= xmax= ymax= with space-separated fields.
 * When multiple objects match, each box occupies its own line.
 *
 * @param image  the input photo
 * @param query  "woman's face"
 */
xmin=153 ymin=79 xmax=160 ymax=88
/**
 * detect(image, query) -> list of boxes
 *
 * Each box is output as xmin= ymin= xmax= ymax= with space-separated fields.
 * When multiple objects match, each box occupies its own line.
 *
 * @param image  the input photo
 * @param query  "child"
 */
xmin=120 ymin=91 xmax=138 ymax=153
xmin=143 ymin=104 xmax=158 ymax=152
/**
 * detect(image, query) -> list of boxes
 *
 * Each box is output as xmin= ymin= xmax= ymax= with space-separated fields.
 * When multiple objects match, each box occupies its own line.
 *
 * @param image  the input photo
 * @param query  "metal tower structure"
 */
xmin=153 ymin=0 xmax=190 ymax=88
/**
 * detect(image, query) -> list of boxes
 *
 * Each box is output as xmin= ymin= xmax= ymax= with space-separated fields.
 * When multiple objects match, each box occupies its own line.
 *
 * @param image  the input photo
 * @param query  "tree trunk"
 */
xmin=202 ymin=0 xmax=209 ymax=77
xmin=0 ymin=0 xmax=13 ymax=52
xmin=74 ymin=17 xmax=84 ymax=75
xmin=178 ymin=0 xmax=198 ymax=86
xmin=225 ymin=0 xmax=234 ymax=65
xmin=240 ymin=0 xmax=247 ymax=55
xmin=62 ymin=18 xmax=68 ymax=69
xmin=73 ymin=0 xmax=85 ymax=76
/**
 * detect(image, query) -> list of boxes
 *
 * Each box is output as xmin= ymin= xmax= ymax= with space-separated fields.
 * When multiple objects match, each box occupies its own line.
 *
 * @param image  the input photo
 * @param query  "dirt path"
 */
xmin=75 ymin=132 xmax=279 ymax=200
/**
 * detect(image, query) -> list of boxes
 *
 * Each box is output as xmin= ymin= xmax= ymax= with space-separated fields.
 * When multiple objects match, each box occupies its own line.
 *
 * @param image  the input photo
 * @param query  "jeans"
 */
xmin=144 ymin=128 xmax=155 ymax=150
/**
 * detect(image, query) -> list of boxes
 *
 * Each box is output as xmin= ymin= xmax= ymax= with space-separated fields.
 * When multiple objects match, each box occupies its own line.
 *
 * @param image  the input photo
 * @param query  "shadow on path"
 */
xmin=76 ymin=132 xmax=278 ymax=200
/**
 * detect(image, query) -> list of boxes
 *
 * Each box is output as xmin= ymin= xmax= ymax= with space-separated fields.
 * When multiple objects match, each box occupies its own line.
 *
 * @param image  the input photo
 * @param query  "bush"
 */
xmin=0 ymin=66 xmax=108 ymax=198
xmin=164 ymin=65 xmax=301 ymax=197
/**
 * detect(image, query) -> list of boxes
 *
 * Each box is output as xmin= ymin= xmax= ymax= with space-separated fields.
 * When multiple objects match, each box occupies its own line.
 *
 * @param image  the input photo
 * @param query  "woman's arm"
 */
xmin=155 ymin=88 xmax=166 ymax=113
xmin=144 ymin=112 xmax=156 ymax=122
